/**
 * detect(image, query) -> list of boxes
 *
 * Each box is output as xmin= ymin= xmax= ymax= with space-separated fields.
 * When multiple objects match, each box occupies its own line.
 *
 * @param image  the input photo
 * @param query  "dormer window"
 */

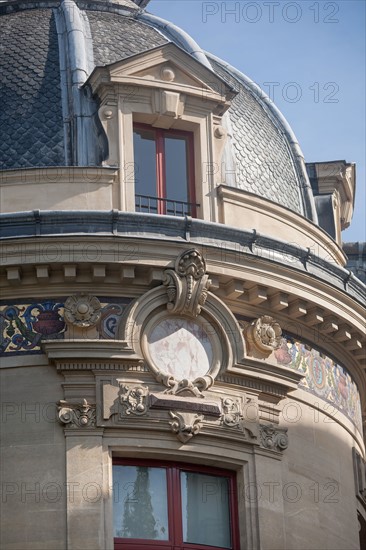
xmin=133 ymin=124 xmax=197 ymax=217
xmin=89 ymin=43 xmax=236 ymax=221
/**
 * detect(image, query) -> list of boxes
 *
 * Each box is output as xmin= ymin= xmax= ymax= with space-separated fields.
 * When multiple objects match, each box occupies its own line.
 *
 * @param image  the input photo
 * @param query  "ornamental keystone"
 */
xmin=169 ymin=411 xmax=204 ymax=443
xmin=163 ymin=249 xmax=211 ymax=318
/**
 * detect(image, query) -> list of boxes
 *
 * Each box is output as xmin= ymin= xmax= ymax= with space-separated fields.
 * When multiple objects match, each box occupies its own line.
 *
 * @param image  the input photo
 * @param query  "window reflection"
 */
xmin=113 ymin=465 xmax=169 ymax=540
xmin=133 ymin=125 xmax=196 ymax=216
xmin=133 ymin=128 xmax=157 ymax=201
xmin=181 ymin=471 xmax=231 ymax=548
xmin=164 ymin=135 xmax=189 ymax=204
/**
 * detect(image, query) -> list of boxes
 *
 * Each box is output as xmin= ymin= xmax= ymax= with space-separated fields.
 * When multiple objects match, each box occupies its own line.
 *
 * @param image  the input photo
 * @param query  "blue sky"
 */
xmin=149 ymin=0 xmax=365 ymax=242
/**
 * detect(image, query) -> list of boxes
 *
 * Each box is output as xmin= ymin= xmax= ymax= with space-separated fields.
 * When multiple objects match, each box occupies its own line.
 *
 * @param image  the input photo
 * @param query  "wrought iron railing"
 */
xmin=135 ymin=195 xmax=199 ymax=217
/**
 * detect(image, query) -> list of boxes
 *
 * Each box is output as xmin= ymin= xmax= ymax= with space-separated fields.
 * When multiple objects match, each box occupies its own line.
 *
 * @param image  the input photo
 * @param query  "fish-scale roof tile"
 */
xmin=210 ymin=52 xmax=302 ymax=212
xmin=87 ymin=11 xmax=168 ymax=67
xmin=0 ymin=9 xmax=64 ymax=170
xmin=209 ymin=57 xmax=302 ymax=213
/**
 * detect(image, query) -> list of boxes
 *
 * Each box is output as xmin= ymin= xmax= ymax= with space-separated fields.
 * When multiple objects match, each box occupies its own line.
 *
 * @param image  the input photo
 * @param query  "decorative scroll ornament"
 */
xmin=64 ymin=294 xmax=101 ymax=327
xmin=169 ymin=411 xmax=204 ymax=443
xmin=221 ymin=397 xmax=243 ymax=428
xmin=243 ymin=315 xmax=282 ymax=358
xmin=157 ymin=374 xmax=213 ymax=398
xmin=163 ymin=249 xmax=211 ymax=317
xmin=58 ymin=399 xmax=96 ymax=428
xmin=220 ymin=397 xmax=258 ymax=440
xmin=260 ymin=424 xmax=288 ymax=452
xmin=120 ymin=384 xmax=149 ymax=416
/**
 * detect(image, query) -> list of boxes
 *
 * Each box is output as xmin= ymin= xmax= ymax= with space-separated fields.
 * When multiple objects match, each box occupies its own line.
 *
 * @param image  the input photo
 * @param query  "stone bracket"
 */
xmin=220 ymin=396 xmax=260 ymax=441
xmin=259 ymin=423 xmax=289 ymax=452
xmin=58 ymin=399 xmax=96 ymax=429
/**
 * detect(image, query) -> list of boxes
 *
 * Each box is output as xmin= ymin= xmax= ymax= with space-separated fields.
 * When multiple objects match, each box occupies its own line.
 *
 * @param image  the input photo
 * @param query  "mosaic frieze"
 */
xmin=0 ymin=298 xmax=131 ymax=355
xmin=274 ymin=336 xmax=362 ymax=433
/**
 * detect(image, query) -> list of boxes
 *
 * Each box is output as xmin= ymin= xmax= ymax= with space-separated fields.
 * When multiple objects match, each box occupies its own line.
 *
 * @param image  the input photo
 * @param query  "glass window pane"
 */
xmin=113 ymin=465 xmax=169 ymax=540
xmin=164 ymin=135 xmax=190 ymax=209
xmin=133 ymin=128 xmax=157 ymax=210
xmin=181 ymin=471 xmax=232 ymax=549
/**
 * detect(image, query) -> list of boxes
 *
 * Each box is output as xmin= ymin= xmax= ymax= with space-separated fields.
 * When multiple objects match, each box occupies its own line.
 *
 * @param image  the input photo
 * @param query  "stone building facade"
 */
xmin=0 ymin=1 xmax=365 ymax=549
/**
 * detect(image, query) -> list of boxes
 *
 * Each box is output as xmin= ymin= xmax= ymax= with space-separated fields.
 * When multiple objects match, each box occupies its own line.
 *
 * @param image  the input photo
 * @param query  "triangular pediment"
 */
xmin=88 ymin=43 xmax=237 ymax=103
xmin=127 ymin=60 xmax=208 ymax=90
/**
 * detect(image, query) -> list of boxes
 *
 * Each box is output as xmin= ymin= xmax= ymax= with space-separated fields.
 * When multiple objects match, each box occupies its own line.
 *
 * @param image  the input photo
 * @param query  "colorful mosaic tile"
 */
xmin=0 ymin=298 xmax=131 ymax=355
xmin=274 ymin=336 xmax=362 ymax=433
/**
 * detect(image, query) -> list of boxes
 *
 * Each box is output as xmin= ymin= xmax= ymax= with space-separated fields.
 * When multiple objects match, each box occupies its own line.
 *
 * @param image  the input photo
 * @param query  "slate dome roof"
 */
xmin=0 ymin=0 xmax=316 ymax=220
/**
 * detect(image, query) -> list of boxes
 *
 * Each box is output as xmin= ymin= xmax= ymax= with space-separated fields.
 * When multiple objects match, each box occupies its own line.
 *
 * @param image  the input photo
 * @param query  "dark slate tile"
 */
xmin=209 ymin=57 xmax=302 ymax=214
xmin=87 ymin=10 xmax=168 ymax=67
xmin=0 ymin=9 xmax=64 ymax=170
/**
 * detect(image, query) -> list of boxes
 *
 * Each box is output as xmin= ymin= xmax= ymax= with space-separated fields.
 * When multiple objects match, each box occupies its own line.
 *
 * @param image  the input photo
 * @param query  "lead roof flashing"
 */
xmin=1 ymin=211 xmax=364 ymax=306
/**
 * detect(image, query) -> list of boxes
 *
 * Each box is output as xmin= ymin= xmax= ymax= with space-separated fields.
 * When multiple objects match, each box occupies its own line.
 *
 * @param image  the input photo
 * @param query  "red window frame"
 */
xmin=133 ymin=123 xmax=197 ymax=217
xmin=113 ymin=459 xmax=240 ymax=550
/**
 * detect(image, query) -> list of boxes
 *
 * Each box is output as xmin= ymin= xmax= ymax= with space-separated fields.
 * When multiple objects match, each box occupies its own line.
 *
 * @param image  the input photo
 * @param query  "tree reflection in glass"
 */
xmin=113 ymin=465 xmax=169 ymax=540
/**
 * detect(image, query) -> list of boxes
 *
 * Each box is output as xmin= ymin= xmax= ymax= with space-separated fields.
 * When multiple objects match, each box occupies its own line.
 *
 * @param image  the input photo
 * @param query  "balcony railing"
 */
xmin=135 ymin=195 xmax=199 ymax=217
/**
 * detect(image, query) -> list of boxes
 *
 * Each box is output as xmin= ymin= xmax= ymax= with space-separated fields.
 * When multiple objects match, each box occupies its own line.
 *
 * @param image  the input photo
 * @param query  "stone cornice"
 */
xmin=229 ymin=360 xmax=305 ymax=392
xmin=217 ymin=185 xmax=347 ymax=265
xmin=1 ymin=211 xmax=364 ymax=304
xmin=43 ymin=339 xmax=143 ymax=365
xmin=0 ymin=166 xmax=117 ymax=186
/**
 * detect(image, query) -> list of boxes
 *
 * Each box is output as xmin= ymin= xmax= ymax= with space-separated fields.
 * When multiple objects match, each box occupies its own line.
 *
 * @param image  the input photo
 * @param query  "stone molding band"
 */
xmin=1 ymin=210 xmax=363 ymax=304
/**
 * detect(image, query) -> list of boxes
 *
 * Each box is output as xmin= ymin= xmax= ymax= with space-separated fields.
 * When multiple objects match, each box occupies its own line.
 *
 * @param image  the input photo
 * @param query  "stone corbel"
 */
xmin=221 ymin=396 xmax=259 ymax=440
xmin=58 ymin=399 xmax=96 ymax=428
xmin=169 ymin=411 xmax=204 ymax=443
xmin=213 ymin=120 xmax=228 ymax=181
xmin=98 ymin=99 xmax=119 ymax=166
xmin=163 ymin=249 xmax=211 ymax=318
xmin=260 ymin=423 xmax=288 ymax=452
